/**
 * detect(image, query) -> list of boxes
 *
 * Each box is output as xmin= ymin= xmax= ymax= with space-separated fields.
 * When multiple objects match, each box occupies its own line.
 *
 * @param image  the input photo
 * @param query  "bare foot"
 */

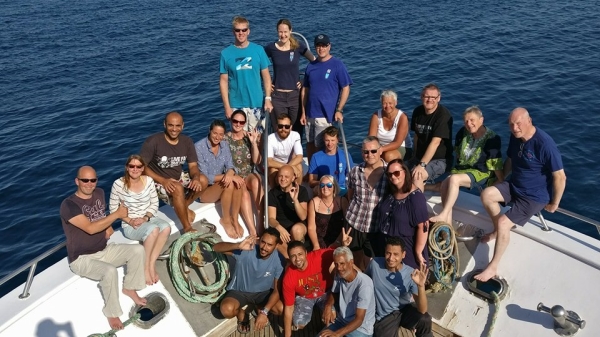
xmin=145 ymin=271 xmax=153 ymax=286
xmin=474 ymin=267 xmax=497 ymax=282
xmin=150 ymin=266 xmax=159 ymax=284
xmin=122 ymin=288 xmax=147 ymax=306
xmin=187 ymin=208 xmax=196 ymax=224
xmin=107 ymin=317 xmax=124 ymax=330
xmin=153 ymin=272 xmax=160 ymax=284
xmin=220 ymin=219 xmax=237 ymax=239
xmin=233 ymin=220 xmax=245 ymax=238
xmin=481 ymin=231 xmax=497 ymax=243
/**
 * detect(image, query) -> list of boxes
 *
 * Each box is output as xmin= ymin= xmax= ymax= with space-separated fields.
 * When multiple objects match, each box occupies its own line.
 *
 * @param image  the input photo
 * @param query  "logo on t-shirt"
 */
xmin=158 ymin=155 xmax=187 ymax=168
xmin=289 ymin=51 xmax=295 ymax=62
xmin=325 ymin=69 xmax=331 ymax=79
xmin=236 ymin=57 xmax=253 ymax=70
xmin=82 ymin=199 xmax=107 ymax=222
xmin=264 ymin=271 xmax=272 ymax=277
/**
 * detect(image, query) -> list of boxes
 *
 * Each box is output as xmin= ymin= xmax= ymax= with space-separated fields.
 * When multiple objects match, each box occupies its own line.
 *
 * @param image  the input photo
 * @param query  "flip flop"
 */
xmin=237 ymin=320 xmax=250 ymax=334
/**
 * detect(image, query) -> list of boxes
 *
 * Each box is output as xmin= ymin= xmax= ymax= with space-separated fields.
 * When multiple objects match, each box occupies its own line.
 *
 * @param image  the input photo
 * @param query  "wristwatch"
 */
xmin=419 ymin=162 xmax=427 ymax=167
xmin=260 ymin=308 xmax=269 ymax=316
xmin=265 ymin=96 xmax=272 ymax=101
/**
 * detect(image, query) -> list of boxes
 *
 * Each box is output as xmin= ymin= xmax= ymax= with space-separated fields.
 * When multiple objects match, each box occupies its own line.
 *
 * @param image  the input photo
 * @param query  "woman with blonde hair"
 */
xmin=307 ymin=175 xmax=348 ymax=250
xmin=109 ymin=154 xmax=171 ymax=285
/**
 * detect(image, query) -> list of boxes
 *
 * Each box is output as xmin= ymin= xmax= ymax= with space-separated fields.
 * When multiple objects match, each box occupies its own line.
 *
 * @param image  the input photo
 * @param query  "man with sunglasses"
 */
xmin=307 ymin=126 xmax=354 ymax=196
xmin=267 ymin=113 xmax=303 ymax=186
xmin=60 ymin=166 xmax=147 ymax=330
xmin=300 ymin=34 xmax=352 ymax=161
xmin=346 ymin=136 xmax=388 ymax=270
xmin=475 ymin=108 xmax=566 ymax=282
xmin=220 ymin=16 xmax=273 ymax=133
xmin=408 ymin=83 xmax=453 ymax=192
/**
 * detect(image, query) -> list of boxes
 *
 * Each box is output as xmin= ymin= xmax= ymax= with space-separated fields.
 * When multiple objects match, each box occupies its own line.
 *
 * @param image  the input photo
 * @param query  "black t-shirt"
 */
xmin=140 ymin=132 xmax=198 ymax=180
xmin=268 ymin=185 xmax=310 ymax=229
xmin=411 ymin=104 xmax=453 ymax=162
xmin=59 ymin=188 xmax=108 ymax=263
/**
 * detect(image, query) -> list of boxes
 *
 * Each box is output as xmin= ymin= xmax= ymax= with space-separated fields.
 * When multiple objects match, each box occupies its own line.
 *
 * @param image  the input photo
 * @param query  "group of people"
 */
xmin=58 ymin=14 xmax=567 ymax=336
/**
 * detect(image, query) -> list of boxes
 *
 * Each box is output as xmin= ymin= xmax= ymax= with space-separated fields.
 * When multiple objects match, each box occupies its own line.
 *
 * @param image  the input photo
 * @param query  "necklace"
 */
xmin=321 ymin=197 xmax=335 ymax=214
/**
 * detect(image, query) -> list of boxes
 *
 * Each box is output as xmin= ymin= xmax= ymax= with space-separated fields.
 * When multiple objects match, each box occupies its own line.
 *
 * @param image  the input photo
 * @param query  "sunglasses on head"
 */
xmin=128 ymin=164 xmax=143 ymax=169
xmin=234 ymin=28 xmax=248 ymax=33
xmin=78 ymin=178 xmax=97 ymax=183
xmin=362 ymin=149 xmax=378 ymax=154
xmin=386 ymin=170 xmax=403 ymax=178
xmin=320 ymin=182 xmax=333 ymax=188
xmin=231 ymin=119 xmax=246 ymax=126
xmin=278 ymin=124 xmax=291 ymax=130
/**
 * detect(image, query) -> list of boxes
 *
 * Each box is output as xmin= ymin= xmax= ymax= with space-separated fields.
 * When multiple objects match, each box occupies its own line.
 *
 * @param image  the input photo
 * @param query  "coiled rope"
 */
xmin=168 ymin=231 xmax=230 ymax=303
xmin=428 ymin=221 xmax=459 ymax=290
xmin=88 ymin=313 xmax=140 ymax=337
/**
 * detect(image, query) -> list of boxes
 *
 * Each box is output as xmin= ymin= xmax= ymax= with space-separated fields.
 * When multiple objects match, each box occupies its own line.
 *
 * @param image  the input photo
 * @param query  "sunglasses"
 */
xmin=78 ymin=178 xmax=97 ymax=183
xmin=232 ymin=119 xmax=246 ymax=126
xmin=320 ymin=182 xmax=333 ymax=188
xmin=278 ymin=124 xmax=291 ymax=130
xmin=362 ymin=149 xmax=378 ymax=154
xmin=128 ymin=164 xmax=143 ymax=169
xmin=386 ymin=170 xmax=403 ymax=178
xmin=234 ymin=28 xmax=249 ymax=33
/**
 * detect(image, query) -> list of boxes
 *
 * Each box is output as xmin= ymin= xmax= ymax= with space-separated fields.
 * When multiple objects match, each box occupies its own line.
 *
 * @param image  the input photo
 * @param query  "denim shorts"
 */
xmin=123 ymin=217 xmax=171 ymax=241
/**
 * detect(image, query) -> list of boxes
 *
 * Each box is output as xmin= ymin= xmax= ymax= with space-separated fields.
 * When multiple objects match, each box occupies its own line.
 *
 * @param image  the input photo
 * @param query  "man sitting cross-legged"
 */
xmin=366 ymin=237 xmax=432 ymax=337
xmin=214 ymin=227 xmax=285 ymax=334
xmin=281 ymin=227 xmax=353 ymax=337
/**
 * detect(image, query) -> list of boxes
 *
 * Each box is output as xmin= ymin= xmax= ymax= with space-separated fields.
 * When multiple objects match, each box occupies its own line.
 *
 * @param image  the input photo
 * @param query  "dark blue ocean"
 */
xmin=2 ymin=0 xmax=599 ymax=283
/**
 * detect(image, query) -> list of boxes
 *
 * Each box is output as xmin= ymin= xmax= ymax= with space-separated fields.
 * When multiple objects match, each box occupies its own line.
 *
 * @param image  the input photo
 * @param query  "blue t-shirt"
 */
xmin=507 ymin=128 xmax=563 ymax=204
xmin=264 ymin=42 xmax=307 ymax=90
xmin=308 ymin=149 xmax=354 ymax=189
xmin=303 ymin=57 xmax=352 ymax=122
xmin=220 ymin=42 xmax=271 ymax=108
xmin=227 ymin=245 xmax=284 ymax=293
xmin=366 ymin=258 xmax=417 ymax=320
xmin=331 ymin=272 xmax=376 ymax=335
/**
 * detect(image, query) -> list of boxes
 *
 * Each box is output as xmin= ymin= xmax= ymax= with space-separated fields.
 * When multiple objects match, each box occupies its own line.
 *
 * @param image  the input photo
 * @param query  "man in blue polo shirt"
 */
xmin=220 ymin=16 xmax=273 ymax=133
xmin=214 ymin=227 xmax=284 ymax=334
xmin=300 ymin=34 xmax=352 ymax=161
xmin=476 ymin=107 xmax=566 ymax=282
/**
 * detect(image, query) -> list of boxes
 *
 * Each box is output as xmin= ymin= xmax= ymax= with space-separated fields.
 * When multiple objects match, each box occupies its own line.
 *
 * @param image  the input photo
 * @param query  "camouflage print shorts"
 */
xmin=292 ymin=294 xmax=327 ymax=327
xmin=155 ymin=171 xmax=191 ymax=205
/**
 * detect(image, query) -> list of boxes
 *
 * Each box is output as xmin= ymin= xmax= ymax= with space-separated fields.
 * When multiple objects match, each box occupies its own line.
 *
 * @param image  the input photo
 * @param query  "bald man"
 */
xmin=140 ymin=111 xmax=207 ymax=233
xmin=59 ymin=166 xmax=147 ymax=330
xmin=475 ymin=108 xmax=566 ymax=281
xmin=268 ymin=165 xmax=309 ymax=257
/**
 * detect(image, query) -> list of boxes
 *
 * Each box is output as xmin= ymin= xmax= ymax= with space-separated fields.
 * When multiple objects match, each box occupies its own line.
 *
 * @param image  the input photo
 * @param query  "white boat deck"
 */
xmin=1 ymin=190 xmax=599 ymax=337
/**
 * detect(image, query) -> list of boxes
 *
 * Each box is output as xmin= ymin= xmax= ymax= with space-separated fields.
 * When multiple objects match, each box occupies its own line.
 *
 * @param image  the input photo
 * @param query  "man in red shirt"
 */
xmin=281 ymin=228 xmax=352 ymax=337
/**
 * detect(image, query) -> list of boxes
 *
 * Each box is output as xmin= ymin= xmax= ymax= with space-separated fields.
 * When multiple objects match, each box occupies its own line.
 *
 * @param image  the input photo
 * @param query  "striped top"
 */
xmin=109 ymin=176 xmax=159 ymax=228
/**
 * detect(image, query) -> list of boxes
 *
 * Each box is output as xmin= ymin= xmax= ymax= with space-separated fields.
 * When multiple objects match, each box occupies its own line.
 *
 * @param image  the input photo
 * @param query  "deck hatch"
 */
xmin=465 ymin=270 xmax=508 ymax=302
xmin=129 ymin=291 xmax=170 ymax=329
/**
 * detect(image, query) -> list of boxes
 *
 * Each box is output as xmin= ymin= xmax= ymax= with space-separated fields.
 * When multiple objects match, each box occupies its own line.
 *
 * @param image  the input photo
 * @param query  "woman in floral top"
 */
xmin=430 ymin=106 xmax=503 ymax=225
xmin=225 ymin=109 xmax=264 ymax=233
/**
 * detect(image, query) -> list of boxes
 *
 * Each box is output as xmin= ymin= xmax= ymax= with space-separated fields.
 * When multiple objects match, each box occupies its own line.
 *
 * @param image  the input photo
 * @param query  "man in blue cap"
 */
xmin=300 ymin=34 xmax=352 ymax=161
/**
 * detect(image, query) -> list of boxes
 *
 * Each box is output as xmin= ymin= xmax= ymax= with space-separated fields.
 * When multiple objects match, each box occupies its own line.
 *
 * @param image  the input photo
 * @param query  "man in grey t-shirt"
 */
xmin=320 ymin=246 xmax=376 ymax=337
xmin=366 ymin=237 xmax=432 ymax=337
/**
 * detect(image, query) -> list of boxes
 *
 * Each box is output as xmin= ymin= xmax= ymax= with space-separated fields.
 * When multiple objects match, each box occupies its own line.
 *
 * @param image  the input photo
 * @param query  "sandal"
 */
xmin=237 ymin=320 xmax=250 ymax=334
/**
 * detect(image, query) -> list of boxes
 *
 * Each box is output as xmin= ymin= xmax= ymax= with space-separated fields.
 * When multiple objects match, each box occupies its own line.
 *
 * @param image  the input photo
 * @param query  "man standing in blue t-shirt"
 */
xmin=220 ymin=16 xmax=273 ymax=133
xmin=476 ymin=107 xmax=567 ymax=282
xmin=366 ymin=237 xmax=432 ymax=337
xmin=300 ymin=34 xmax=352 ymax=161
xmin=214 ymin=227 xmax=284 ymax=334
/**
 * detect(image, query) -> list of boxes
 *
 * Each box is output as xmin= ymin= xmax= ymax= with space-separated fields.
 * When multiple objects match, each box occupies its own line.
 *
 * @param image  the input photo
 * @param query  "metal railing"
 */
xmin=0 ymin=241 xmax=66 ymax=299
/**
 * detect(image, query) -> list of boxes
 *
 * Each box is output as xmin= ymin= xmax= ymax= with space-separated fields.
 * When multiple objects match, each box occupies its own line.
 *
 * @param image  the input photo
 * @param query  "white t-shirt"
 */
xmin=267 ymin=131 xmax=303 ymax=163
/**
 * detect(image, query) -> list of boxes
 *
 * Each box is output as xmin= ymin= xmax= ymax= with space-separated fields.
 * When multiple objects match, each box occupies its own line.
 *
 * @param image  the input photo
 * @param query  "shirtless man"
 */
xmin=60 ymin=166 xmax=147 ymax=330
xmin=475 ymin=108 xmax=566 ymax=281
xmin=140 ymin=111 xmax=206 ymax=233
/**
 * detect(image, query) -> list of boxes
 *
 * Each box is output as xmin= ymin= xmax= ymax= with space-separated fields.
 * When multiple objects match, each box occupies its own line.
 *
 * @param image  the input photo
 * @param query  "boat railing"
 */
xmin=0 ymin=241 xmax=66 ymax=299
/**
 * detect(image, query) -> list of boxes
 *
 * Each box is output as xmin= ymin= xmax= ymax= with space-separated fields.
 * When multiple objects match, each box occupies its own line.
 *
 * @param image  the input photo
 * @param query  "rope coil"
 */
xmin=168 ymin=231 xmax=230 ymax=303
xmin=428 ymin=221 xmax=459 ymax=290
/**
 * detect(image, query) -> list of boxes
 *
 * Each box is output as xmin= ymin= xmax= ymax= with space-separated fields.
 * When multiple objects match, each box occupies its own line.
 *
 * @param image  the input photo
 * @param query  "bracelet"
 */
xmin=265 ymin=96 xmax=272 ymax=101
xmin=260 ymin=308 xmax=269 ymax=316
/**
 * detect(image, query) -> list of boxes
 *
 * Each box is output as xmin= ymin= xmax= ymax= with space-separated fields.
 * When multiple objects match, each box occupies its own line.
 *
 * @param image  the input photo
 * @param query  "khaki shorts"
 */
xmin=305 ymin=117 xmax=330 ymax=148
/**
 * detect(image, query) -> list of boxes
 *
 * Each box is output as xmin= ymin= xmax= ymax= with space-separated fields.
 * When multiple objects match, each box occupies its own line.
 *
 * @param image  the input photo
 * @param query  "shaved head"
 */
xmin=77 ymin=166 xmax=96 ymax=178
xmin=279 ymin=165 xmax=295 ymax=177
xmin=509 ymin=107 xmax=534 ymax=140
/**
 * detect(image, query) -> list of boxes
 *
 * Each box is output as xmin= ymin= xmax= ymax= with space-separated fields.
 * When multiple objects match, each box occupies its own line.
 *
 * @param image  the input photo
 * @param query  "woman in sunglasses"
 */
xmin=307 ymin=175 xmax=348 ymax=250
xmin=265 ymin=18 xmax=315 ymax=131
xmin=224 ymin=110 xmax=263 ymax=234
xmin=195 ymin=119 xmax=248 ymax=239
xmin=375 ymin=159 xmax=430 ymax=269
xmin=109 ymin=154 xmax=171 ymax=285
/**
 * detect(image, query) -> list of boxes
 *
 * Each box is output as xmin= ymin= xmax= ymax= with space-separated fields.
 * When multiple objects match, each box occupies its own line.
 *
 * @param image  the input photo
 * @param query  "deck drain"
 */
xmin=465 ymin=270 xmax=508 ymax=302
xmin=129 ymin=291 xmax=170 ymax=329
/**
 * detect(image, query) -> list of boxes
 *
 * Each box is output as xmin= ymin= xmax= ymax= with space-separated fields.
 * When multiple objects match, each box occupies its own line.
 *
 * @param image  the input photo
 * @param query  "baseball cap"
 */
xmin=314 ymin=34 xmax=330 ymax=46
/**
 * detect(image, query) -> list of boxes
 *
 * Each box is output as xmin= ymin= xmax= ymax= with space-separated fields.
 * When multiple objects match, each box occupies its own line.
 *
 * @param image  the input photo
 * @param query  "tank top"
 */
xmin=377 ymin=109 xmax=410 ymax=147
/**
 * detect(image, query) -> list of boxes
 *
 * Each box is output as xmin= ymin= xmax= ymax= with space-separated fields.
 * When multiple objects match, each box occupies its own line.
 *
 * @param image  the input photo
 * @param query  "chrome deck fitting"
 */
xmin=537 ymin=303 xmax=585 ymax=336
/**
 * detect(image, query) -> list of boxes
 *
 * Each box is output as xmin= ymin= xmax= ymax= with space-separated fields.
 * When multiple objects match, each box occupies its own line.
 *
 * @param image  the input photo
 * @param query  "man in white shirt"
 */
xmin=267 ymin=113 xmax=303 ymax=186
